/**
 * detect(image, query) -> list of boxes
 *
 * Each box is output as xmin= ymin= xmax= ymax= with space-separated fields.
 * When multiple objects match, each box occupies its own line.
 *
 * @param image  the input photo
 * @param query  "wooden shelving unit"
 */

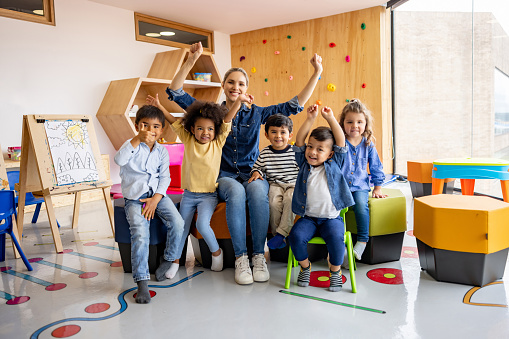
xmin=97 ymin=48 xmax=222 ymax=150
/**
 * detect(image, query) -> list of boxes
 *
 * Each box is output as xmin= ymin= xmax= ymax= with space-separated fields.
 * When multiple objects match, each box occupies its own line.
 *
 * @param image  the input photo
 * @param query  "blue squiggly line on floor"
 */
xmin=30 ymin=271 xmax=203 ymax=339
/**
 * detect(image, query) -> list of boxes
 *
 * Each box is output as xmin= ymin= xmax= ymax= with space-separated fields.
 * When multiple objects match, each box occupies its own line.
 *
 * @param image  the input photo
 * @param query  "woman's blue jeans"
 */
xmin=217 ymin=176 xmax=269 ymax=257
xmin=352 ymin=190 xmax=370 ymax=243
xmin=288 ymin=215 xmax=345 ymax=266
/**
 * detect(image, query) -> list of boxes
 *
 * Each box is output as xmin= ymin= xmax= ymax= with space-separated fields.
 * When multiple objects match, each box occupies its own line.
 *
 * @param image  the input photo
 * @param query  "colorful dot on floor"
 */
xmin=62 ymin=249 xmax=73 ymax=253
xmin=46 ymin=283 xmax=67 ymax=291
xmin=51 ymin=324 xmax=81 ymax=338
xmin=310 ymin=271 xmax=347 ymax=288
xmin=85 ymin=303 xmax=110 ymax=313
xmin=401 ymin=246 xmax=419 ymax=258
xmin=6 ymin=296 xmax=30 ymax=305
xmin=406 ymin=230 xmax=414 ymax=237
xmin=110 ymin=262 xmax=123 ymax=267
xmin=79 ymin=272 xmax=98 ymax=279
xmin=28 ymin=257 xmax=43 ymax=263
xmin=1 ymin=266 xmax=12 ymax=272
xmin=133 ymin=290 xmax=157 ymax=299
xmin=367 ymin=268 xmax=404 ymax=285
xmin=84 ymin=242 xmax=99 ymax=246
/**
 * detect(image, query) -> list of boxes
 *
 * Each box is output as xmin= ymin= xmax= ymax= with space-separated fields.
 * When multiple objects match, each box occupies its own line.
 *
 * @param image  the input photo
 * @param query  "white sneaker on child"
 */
xmin=252 ymin=253 xmax=270 ymax=282
xmin=211 ymin=248 xmax=223 ymax=272
xmin=235 ymin=255 xmax=253 ymax=285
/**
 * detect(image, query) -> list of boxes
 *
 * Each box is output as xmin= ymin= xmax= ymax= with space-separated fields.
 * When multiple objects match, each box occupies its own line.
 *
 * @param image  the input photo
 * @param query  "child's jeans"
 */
xmin=351 ymin=190 xmax=370 ymax=243
xmin=268 ymin=182 xmax=295 ymax=237
xmin=288 ymin=215 xmax=345 ymax=266
xmin=176 ymin=190 xmax=220 ymax=257
xmin=124 ymin=192 xmax=184 ymax=282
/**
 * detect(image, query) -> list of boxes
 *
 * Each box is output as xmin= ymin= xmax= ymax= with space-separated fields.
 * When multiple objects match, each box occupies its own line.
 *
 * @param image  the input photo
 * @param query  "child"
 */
xmin=114 ymin=105 xmax=185 ymax=304
xmin=287 ymin=105 xmax=354 ymax=292
xmin=147 ymin=93 xmax=251 ymax=278
xmin=249 ymin=114 xmax=299 ymax=249
xmin=339 ymin=99 xmax=386 ymax=262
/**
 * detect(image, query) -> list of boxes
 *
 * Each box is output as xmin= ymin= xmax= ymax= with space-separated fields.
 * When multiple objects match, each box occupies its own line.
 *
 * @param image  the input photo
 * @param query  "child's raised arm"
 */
xmin=146 ymin=94 xmax=178 ymax=124
xmin=224 ymin=93 xmax=254 ymax=123
xmin=296 ymin=54 xmax=323 ymax=106
xmin=321 ymin=106 xmax=345 ymax=147
xmin=296 ymin=105 xmax=319 ymax=147
xmin=169 ymin=42 xmax=203 ymax=91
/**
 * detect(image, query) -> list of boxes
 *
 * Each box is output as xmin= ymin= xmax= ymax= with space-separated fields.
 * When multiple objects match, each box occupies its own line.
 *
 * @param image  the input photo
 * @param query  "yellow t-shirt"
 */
xmin=170 ymin=120 xmax=231 ymax=193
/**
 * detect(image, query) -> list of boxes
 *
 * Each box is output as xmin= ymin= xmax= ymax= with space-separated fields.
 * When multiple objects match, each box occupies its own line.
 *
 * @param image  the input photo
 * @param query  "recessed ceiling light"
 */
xmin=160 ymin=31 xmax=176 ymax=36
xmin=146 ymin=33 xmax=161 ymax=37
xmin=33 ymin=9 xmax=44 ymax=15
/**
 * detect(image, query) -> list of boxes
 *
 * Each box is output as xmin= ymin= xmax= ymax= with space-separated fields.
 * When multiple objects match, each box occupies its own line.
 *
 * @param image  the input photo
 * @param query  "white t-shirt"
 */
xmin=305 ymin=165 xmax=340 ymax=219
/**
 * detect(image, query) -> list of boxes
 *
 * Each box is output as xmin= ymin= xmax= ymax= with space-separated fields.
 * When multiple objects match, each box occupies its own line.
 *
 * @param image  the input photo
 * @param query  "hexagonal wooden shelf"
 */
xmin=97 ymin=48 xmax=222 ymax=150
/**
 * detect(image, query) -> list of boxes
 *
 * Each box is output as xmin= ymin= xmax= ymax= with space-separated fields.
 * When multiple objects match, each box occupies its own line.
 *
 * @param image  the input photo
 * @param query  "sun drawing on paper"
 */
xmin=44 ymin=120 xmax=99 ymax=186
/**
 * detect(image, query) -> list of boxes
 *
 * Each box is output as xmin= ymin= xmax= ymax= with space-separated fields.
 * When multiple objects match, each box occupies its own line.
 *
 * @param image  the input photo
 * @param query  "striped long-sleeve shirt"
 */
xmin=250 ymin=145 xmax=299 ymax=184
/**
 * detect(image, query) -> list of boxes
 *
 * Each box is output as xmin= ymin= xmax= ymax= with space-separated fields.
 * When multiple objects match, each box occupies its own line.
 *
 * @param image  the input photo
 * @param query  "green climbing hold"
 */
xmin=361 ymin=23 xmax=366 ymax=30
xmin=287 ymin=35 xmax=292 ymax=39
xmin=302 ymin=47 xmax=306 ymax=51
xmin=346 ymin=99 xmax=350 ymax=102
xmin=265 ymin=78 xmax=268 ymax=82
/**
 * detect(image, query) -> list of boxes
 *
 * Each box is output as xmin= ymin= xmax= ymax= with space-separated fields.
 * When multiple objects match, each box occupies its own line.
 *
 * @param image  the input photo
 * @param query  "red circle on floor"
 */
xmin=28 ymin=257 xmax=43 ymax=263
xmin=46 ymin=283 xmax=67 ymax=291
xmin=0 ymin=266 xmax=12 ymax=272
xmin=62 ymin=249 xmax=73 ymax=253
xmin=85 ymin=303 xmax=110 ymax=313
xmin=133 ymin=290 xmax=156 ymax=299
xmin=51 ymin=325 xmax=81 ymax=338
xmin=367 ymin=268 xmax=404 ymax=285
xmin=309 ymin=270 xmax=347 ymax=288
xmin=79 ymin=272 xmax=98 ymax=279
xmin=84 ymin=242 xmax=99 ymax=246
xmin=406 ymin=230 xmax=414 ymax=237
xmin=110 ymin=261 xmax=123 ymax=267
xmin=6 ymin=296 xmax=30 ymax=305
xmin=401 ymin=246 xmax=419 ymax=259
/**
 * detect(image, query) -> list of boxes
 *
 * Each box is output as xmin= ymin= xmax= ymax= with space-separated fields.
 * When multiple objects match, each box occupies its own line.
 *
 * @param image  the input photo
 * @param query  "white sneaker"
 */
xmin=211 ymin=249 xmax=223 ymax=272
xmin=252 ymin=253 xmax=270 ymax=282
xmin=235 ymin=255 xmax=253 ymax=285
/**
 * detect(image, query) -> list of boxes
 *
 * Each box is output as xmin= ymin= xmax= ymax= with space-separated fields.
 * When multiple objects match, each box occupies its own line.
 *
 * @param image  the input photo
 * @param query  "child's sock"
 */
xmin=267 ymin=233 xmax=286 ymax=250
xmin=297 ymin=263 xmax=311 ymax=287
xmin=164 ymin=263 xmax=180 ymax=279
xmin=353 ymin=242 xmax=367 ymax=260
xmin=211 ymin=248 xmax=223 ymax=272
xmin=155 ymin=259 xmax=174 ymax=281
xmin=329 ymin=269 xmax=343 ymax=292
xmin=135 ymin=280 xmax=151 ymax=304
xmin=342 ymin=251 xmax=349 ymax=270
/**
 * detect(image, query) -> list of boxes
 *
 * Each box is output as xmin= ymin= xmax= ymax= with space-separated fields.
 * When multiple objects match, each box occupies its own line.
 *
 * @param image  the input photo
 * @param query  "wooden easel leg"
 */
xmin=432 ymin=178 xmax=445 ymax=195
xmin=16 ymin=193 xmax=26 ymax=241
xmin=11 ymin=215 xmax=21 ymax=259
xmin=44 ymin=195 xmax=63 ymax=253
xmin=72 ymin=192 xmax=82 ymax=229
xmin=102 ymin=187 xmax=115 ymax=235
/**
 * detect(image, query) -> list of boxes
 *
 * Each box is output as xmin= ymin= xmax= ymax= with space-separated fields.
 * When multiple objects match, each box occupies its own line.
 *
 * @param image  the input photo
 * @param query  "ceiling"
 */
xmin=89 ymin=0 xmax=389 ymax=34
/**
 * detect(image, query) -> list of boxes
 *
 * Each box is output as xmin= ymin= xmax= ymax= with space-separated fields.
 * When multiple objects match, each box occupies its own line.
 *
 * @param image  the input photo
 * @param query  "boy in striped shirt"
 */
xmin=249 ymin=114 xmax=299 ymax=249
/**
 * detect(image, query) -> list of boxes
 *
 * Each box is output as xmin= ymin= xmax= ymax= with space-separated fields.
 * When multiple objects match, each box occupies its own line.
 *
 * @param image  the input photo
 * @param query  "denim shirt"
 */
xmin=167 ymin=87 xmax=303 ymax=181
xmin=342 ymin=138 xmax=385 ymax=192
xmin=292 ymin=144 xmax=355 ymax=217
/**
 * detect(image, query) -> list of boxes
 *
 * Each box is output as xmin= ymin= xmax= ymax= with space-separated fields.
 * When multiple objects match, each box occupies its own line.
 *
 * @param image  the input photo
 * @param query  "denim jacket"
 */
xmin=292 ymin=144 xmax=355 ymax=217
xmin=167 ymin=87 xmax=303 ymax=181
xmin=342 ymin=138 xmax=385 ymax=192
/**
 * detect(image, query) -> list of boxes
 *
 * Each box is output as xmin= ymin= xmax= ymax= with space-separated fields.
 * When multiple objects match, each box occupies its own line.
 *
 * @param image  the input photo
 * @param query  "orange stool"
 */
xmin=407 ymin=160 xmax=454 ymax=197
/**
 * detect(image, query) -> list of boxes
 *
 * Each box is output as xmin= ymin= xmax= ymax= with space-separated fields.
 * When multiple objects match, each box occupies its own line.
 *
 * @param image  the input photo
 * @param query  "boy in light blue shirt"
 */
xmin=114 ymin=105 xmax=184 ymax=304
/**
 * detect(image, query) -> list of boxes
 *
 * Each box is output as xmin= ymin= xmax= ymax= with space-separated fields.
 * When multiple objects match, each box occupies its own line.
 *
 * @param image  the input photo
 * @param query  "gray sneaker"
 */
xmin=252 ymin=253 xmax=270 ymax=282
xmin=234 ymin=255 xmax=253 ymax=285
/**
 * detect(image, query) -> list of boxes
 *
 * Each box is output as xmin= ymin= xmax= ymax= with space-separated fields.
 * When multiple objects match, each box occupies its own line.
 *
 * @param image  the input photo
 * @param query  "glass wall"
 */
xmin=393 ymin=0 xmax=509 ymax=198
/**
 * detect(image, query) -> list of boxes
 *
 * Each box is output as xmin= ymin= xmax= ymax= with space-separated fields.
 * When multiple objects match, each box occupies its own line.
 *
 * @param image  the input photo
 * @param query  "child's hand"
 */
xmin=372 ymin=187 xmax=387 ymax=199
xmin=136 ymin=124 xmax=157 ymax=145
xmin=238 ymin=93 xmax=254 ymax=104
xmin=248 ymin=171 xmax=264 ymax=183
xmin=321 ymin=106 xmax=336 ymax=121
xmin=146 ymin=94 xmax=161 ymax=108
xmin=307 ymin=104 xmax=319 ymax=119
xmin=189 ymin=42 xmax=203 ymax=64
xmin=310 ymin=53 xmax=323 ymax=74
xmin=139 ymin=194 xmax=162 ymax=220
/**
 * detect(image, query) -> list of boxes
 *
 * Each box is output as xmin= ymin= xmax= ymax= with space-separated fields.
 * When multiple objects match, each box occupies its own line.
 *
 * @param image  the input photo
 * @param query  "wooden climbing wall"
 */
xmin=230 ymin=6 xmax=393 ymax=172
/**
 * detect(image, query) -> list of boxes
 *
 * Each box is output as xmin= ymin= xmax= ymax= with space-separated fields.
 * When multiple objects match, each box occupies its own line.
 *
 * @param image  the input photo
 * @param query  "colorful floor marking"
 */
xmin=279 ymin=290 xmax=386 ymax=314
xmin=1 ymin=266 xmax=66 ymax=291
xmin=65 ymin=249 xmax=120 ymax=266
xmin=29 ymin=258 xmax=98 ymax=279
xmin=51 ymin=325 xmax=81 ymax=338
xmin=463 ymin=281 xmax=507 ymax=308
xmin=406 ymin=230 xmax=414 ymax=237
xmin=1 ymin=290 xmax=30 ymax=305
xmin=83 ymin=242 xmax=119 ymax=251
xmin=310 ymin=270 xmax=347 ymax=288
xmin=367 ymin=268 xmax=404 ymax=285
xmin=401 ymin=246 xmax=419 ymax=259
xmin=30 ymin=271 xmax=204 ymax=339
xmin=85 ymin=303 xmax=110 ymax=313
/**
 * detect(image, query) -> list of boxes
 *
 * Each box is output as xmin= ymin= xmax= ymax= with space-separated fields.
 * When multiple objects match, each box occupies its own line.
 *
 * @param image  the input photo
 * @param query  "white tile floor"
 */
xmin=1 ymin=182 xmax=508 ymax=339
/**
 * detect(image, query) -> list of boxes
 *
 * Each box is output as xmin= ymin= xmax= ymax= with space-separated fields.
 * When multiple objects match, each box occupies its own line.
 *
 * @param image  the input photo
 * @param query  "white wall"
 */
xmin=0 ymin=0 xmax=231 ymax=184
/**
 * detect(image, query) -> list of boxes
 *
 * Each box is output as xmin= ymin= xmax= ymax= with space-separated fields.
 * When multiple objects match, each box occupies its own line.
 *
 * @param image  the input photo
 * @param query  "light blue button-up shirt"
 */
xmin=342 ymin=138 xmax=385 ymax=191
xmin=114 ymin=139 xmax=170 ymax=200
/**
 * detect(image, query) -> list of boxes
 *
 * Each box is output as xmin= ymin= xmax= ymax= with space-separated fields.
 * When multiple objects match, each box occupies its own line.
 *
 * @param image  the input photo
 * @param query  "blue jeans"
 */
xmin=217 ymin=176 xmax=269 ymax=257
xmin=124 ymin=192 xmax=184 ymax=282
xmin=288 ymin=215 xmax=345 ymax=266
xmin=176 ymin=190 xmax=219 ymax=257
xmin=352 ymin=190 xmax=370 ymax=242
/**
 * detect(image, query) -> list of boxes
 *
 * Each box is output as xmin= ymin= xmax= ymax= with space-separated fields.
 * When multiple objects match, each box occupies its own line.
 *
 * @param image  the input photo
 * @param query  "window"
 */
xmin=134 ymin=13 xmax=214 ymax=53
xmin=0 ymin=0 xmax=54 ymax=25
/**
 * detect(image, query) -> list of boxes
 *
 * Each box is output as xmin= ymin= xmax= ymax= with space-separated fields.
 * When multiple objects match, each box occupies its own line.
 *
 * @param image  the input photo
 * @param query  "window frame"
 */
xmin=0 ymin=0 xmax=55 ymax=26
xmin=134 ymin=13 xmax=214 ymax=53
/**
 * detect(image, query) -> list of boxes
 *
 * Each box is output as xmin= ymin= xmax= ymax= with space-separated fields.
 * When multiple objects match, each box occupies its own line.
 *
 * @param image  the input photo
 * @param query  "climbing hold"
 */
xmin=319 ymin=76 xmax=321 ymax=80
xmin=327 ymin=83 xmax=336 ymax=92
xmin=302 ymin=47 xmax=306 ymax=51
xmin=361 ymin=23 xmax=366 ymax=30
xmin=362 ymin=83 xmax=366 ymax=88
xmin=329 ymin=42 xmax=336 ymax=48
xmin=251 ymin=67 xmax=256 ymax=73
xmin=316 ymin=100 xmax=322 ymax=105
xmin=345 ymin=55 xmax=350 ymax=62
xmin=287 ymin=35 xmax=292 ymax=39
xmin=346 ymin=99 xmax=350 ymax=103
xmin=264 ymin=91 xmax=269 ymax=96
xmin=263 ymin=39 xmax=267 ymax=44
xmin=240 ymin=56 xmax=245 ymax=62
xmin=289 ymin=75 xmax=293 ymax=80
xmin=274 ymin=51 xmax=280 ymax=55
xmin=264 ymin=78 xmax=268 ymax=82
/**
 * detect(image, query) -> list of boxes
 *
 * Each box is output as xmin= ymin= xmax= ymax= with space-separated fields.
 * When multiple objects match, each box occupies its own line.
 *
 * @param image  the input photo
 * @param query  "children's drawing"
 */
xmin=44 ymin=120 xmax=99 ymax=185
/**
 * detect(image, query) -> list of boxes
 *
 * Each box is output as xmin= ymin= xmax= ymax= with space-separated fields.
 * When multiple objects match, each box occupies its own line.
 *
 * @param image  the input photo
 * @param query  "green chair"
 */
xmin=285 ymin=208 xmax=357 ymax=293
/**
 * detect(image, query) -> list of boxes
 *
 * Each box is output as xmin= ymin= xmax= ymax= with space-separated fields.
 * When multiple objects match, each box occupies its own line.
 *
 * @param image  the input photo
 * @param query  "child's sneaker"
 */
xmin=297 ymin=263 xmax=311 ymax=287
xmin=234 ymin=255 xmax=253 ymax=285
xmin=211 ymin=248 xmax=223 ymax=272
xmin=329 ymin=269 xmax=343 ymax=292
xmin=252 ymin=253 xmax=270 ymax=282
xmin=267 ymin=233 xmax=287 ymax=249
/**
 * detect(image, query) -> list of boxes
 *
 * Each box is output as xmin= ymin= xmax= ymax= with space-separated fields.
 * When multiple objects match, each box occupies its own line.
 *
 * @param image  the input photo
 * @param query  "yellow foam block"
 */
xmin=414 ymin=195 xmax=509 ymax=254
xmin=407 ymin=160 xmax=454 ymax=184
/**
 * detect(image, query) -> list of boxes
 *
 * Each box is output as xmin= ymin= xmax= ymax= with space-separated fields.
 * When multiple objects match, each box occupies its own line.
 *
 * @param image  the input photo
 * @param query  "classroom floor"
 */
xmin=1 ymin=181 xmax=509 ymax=339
